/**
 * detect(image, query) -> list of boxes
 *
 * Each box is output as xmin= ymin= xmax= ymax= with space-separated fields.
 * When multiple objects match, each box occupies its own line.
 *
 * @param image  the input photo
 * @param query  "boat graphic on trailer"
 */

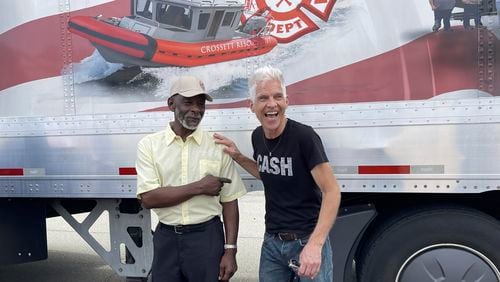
xmin=68 ymin=0 xmax=277 ymax=67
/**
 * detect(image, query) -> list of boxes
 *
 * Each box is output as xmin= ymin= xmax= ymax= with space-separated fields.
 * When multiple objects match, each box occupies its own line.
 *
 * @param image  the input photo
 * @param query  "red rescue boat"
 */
xmin=68 ymin=0 xmax=277 ymax=67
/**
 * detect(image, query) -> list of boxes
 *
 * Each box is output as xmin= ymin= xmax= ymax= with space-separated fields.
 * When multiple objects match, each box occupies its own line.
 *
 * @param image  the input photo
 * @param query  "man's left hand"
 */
xmin=219 ymin=250 xmax=237 ymax=281
xmin=298 ymin=242 xmax=322 ymax=279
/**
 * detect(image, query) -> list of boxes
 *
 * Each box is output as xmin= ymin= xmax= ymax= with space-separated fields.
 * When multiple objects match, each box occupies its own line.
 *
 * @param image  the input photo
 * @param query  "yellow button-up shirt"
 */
xmin=136 ymin=125 xmax=247 ymax=225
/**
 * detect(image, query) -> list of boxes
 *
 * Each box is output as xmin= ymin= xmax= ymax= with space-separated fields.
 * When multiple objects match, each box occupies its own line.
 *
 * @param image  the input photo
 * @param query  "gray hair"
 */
xmin=248 ymin=66 xmax=286 ymax=102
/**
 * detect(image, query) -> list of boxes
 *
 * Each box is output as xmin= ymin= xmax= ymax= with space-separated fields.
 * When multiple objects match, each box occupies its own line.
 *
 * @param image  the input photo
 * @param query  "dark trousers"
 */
xmin=152 ymin=217 xmax=224 ymax=282
xmin=463 ymin=4 xmax=481 ymax=28
xmin=434 ymin=9 xmax=453 ymax=30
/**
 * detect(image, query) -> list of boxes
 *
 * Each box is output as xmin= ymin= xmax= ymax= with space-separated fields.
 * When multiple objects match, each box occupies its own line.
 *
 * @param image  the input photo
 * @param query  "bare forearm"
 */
xmin=140 ymin=175 xmax=225 ymax=209
xmin=212 ymin=133 xmax=259 ymax=178
xmin=220 ymin=200 xmax=239 ymax=280
xmin=140 ymin=183 xmax=200 ymax=209
xmin=308 ymin=189 xmax=340 ymax=247
xmin=308 ymin=163 xmax=342 ymax=247
xmin=222 ymin=200 xmax=239 ymax=245
xmin=234 ymin=154 xmax=260 ymax=179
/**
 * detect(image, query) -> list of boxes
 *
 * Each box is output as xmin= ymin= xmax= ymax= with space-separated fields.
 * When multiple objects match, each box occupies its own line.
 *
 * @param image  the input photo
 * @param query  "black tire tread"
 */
xmin=358 ymin=206 xmax=500 ymax=282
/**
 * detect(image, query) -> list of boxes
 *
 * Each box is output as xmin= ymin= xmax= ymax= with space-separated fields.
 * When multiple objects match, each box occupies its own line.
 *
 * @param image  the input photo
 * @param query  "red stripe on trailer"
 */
xmin=119 ymin=167 xmax=137 ymax=175
xmin=0 ymin=168 xmax=24 ymax=176
xmin=358 ymin=165 xmax=410 ymax=174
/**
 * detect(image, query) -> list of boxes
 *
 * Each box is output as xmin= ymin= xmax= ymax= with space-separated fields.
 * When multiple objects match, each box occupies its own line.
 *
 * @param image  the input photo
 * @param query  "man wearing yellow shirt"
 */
xmin=136 ymin=76 xmax=247 ymax=282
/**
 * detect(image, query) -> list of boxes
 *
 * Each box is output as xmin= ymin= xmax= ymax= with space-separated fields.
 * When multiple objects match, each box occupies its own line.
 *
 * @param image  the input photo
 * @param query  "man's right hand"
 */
xmin=197 ymin=175 xmax=226 ymax=196
xmin=214 ymin=132 xmax=261 ymax=179
xmin=213 ymin=133 xmax=242 ymax=160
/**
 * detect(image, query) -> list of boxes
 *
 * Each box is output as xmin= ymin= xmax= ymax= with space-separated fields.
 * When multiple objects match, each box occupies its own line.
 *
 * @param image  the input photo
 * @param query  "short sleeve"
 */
xmin=300 ymin=127 xmax=329 ymax=171
xmin=135 ymin=137 xmax=161 ymax=198
xmin=218 ymin=147 xmax=247 ymax=202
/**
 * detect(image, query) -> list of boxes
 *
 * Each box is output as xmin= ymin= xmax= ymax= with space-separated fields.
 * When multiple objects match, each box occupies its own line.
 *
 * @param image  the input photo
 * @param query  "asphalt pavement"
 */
xmin=0 ymin=191 xmax=265 ymax=282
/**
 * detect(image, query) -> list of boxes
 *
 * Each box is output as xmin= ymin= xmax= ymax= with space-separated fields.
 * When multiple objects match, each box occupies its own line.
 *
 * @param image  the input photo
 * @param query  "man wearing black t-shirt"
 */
xmin=214 ymin=66 xmax=341 ymax=281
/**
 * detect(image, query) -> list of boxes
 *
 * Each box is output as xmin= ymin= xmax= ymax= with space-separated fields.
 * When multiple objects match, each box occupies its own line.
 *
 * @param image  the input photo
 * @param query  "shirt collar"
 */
xmin=164 ymin=124 xmax=203 ymax=145
xmin=190 ymin=127 xmax=203 ymax=145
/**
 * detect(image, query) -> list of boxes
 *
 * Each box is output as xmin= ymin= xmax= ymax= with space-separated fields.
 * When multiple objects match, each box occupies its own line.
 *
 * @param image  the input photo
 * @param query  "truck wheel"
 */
xmin=358 ymin=207 xmax=500 ymax=282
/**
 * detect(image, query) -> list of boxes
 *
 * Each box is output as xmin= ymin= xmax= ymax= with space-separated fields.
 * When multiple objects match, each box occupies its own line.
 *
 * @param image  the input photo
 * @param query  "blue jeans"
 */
xmin=259 ymin=233 xmax=333 ymax=282
xmin=434 ymin=9 xmax=453 ymax=30
xmin=463 ymin=4 xmax=481 ymax=28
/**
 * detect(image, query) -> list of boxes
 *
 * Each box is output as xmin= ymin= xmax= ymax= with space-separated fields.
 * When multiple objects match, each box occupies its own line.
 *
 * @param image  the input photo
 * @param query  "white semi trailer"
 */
xmin=1 ymin=0 xmax=499 ymax=281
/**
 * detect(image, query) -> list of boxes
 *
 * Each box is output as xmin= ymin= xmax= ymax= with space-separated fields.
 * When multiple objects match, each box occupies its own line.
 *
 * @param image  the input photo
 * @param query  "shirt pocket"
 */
xmin=199 ymin=159 xmax=221 ymax=178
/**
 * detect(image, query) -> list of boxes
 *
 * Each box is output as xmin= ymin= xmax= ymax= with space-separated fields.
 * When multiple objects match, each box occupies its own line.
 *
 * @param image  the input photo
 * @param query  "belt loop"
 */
xmin=174 ymin=225 xmax=183 ymax=234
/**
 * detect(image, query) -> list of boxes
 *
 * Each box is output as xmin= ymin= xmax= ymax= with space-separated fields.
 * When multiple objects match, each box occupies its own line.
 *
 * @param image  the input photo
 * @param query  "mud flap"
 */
xmin=330 ymin=204 xmax=377 ymax=282
xmin=0 ymin=198 xmax=47 ymax=264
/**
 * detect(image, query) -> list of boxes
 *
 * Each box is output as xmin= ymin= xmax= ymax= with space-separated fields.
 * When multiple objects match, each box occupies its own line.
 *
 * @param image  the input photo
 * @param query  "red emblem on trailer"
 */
xmin=247 ymin=0 xmax=336 ymax=43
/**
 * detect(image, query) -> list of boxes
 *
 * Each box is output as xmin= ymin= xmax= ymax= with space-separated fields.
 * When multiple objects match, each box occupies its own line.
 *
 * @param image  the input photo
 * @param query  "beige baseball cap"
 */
xmin=169 ymin=76 xmax=213 ymax=102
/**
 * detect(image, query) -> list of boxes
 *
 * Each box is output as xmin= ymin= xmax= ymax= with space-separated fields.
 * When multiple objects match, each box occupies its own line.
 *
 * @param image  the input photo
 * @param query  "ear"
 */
xmin=167 ymin=98 xmax=174 ymax=111
xmin=249 ymin=100 xmax=255 ymax=113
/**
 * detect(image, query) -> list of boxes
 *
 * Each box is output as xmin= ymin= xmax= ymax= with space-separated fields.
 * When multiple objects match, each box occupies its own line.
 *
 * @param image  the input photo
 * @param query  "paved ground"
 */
xmin=0 ymin=191 xmax=265 ymax=282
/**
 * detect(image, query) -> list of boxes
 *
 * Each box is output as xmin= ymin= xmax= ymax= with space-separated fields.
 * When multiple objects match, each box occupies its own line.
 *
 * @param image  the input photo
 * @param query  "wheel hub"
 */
xmin=397 ymin=244 xmax=500 ymax=282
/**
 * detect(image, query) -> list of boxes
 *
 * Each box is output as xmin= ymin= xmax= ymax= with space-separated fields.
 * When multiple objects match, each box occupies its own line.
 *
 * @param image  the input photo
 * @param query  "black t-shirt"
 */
xmin=252 ymin=118 xmax=329 ymax=235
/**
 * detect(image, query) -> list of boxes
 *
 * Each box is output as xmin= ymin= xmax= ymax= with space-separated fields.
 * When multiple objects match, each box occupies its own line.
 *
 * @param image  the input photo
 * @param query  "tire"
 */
xmin=125 ymin=277 xmax=150 ymax=282
xmin=358 ymin=207 xmax=500 ymax=282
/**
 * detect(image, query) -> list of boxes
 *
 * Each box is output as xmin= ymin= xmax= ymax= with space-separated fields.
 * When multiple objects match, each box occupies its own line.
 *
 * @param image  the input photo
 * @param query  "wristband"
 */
xmin=224 ymin=244 xmax=237 ymax=249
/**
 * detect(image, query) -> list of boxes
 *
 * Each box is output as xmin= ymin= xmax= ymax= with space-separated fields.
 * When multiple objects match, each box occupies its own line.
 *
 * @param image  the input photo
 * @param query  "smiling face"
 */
xmin=250 ymin=79 xmax=289 ymax=138
xmin=168 ymin=94 xmax=206 ymax=137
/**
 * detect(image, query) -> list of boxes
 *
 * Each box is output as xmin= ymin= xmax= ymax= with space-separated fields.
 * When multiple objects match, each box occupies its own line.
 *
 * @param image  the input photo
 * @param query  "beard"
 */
xmin=176 ymin=109 xmax=202 ymax=130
